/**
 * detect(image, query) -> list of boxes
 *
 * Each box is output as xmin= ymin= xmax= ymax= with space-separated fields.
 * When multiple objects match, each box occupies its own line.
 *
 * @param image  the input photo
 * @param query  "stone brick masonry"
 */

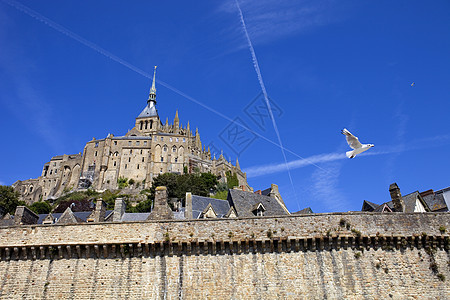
xmin=0 ymin=212 xmax=449 ymax=299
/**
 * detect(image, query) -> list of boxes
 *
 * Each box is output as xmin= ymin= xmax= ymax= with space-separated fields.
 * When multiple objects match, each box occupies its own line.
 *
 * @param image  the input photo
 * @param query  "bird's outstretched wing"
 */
xmin=341 ymin=128 xmax=362 ymax=149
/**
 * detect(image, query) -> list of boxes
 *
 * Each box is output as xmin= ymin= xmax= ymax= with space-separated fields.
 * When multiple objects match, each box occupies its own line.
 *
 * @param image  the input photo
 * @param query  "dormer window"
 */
xmin=252 ymin=203 xmax=266 ymax=217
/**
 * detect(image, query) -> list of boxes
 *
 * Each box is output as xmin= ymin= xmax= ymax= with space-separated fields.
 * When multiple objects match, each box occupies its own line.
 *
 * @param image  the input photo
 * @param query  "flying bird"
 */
xmin=411 ymin=82 xmax=415 ymax=87
xmin=341 ymin=128 xmax=374 ymax=158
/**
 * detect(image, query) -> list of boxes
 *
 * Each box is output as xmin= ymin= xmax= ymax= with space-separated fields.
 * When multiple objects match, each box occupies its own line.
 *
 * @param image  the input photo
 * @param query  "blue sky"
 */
xmin=1 ymin=0 xmax=449 ymax=213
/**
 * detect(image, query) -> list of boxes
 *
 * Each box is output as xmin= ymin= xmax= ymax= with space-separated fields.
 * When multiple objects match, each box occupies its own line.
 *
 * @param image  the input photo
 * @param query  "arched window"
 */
xmin=150 ymin=120 xmax=153 ymax=129
xmin=145 ymin=121 xmax=148 ymax=129
xmin=140 ymin=121 xmax=143 ymax=130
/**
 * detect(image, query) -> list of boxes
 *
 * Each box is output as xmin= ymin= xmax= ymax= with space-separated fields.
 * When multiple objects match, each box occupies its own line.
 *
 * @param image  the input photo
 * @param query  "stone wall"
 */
xmin=0 ymin=213 xmax=449 ymax=299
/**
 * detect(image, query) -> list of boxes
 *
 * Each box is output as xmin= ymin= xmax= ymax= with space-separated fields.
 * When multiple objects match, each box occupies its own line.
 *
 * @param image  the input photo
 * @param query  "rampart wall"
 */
xmin=0 ymin=213 xmax=449 ymax=299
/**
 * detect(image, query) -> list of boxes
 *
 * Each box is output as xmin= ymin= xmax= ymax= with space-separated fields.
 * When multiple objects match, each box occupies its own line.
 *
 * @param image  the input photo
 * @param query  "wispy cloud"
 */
xmin=219 ymin=0 xmax=344 ymax=46
xmin=246 ymin=135 xmax=450 ymax=178
xmin=246 ymin=152 xmax=345 ymax=178
xmin=0 ymin=3 xmax=64 ymax=152
xmin=384 ymin=100 xmax=408 ymax=183
xmin=310 ymin=161 xmax=349 ymax=212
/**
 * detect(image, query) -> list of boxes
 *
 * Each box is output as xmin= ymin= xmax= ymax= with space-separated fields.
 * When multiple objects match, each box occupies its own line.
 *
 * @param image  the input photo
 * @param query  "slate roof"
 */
xmin=261 ymin=188 xmax=271 ymax=196
xmin=227 ymin=189 xmax=289 ymax=217
xmin=121 ymin=212 xmax=150 ymax=222
xmin=360 ymin=190 xmax=434 ymax=213
xmin=191 ymin=195 xmax=230 ymax=219
xmin=361 ymin=200 xmax=379 ymax=212
xmin=137 ymin=104 xmax=158 ymax=118
xmin=373 ymin=203 xmax=392 ymax=213
xmin=293 ymin=207 xmax=314 ymax=214
xmin=369 ymin=191 xmax=429 ymax=213
xmin=37 ymin=211 xmax=112 ymax=224
xmin=173 ymin=208 xmax=185 ymax=220
xmin=421 ymin=189 xmax=448 ymax=212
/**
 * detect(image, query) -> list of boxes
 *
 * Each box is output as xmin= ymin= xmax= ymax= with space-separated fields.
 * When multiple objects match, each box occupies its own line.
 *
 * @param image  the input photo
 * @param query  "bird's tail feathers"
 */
xmin=346 ymin=150 xmax=354 ymax=158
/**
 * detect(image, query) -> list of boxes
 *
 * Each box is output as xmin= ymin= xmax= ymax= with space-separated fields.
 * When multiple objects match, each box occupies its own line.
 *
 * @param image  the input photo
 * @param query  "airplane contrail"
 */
xmin=2 ymin=0 xmax=327 ymax=175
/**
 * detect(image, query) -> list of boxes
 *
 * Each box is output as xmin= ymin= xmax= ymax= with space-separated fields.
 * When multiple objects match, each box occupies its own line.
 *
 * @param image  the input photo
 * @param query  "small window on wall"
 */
xmin=170 ymin=138 xmax=172 ymax=142
xmin=161 ymin=137 xmax=164 ymax=141
xmin=130 ymin=149 xmax=132 ymax=154
xmin=160 ymin=168 xmax=163 ymax=173
xmin=161 ymin=157 xmax=164 ymax=162
xmin=95 ymin=142 xmax=99 ymax=148
xmin=137 ymin=164 xmax=140 ymax=169
xmin=140 ymin=150 xmax=143 ymax=154
xmin=142 ymin=157 xmax=145 ymax=162
xmin=176 ymin=138 xmax=179 ymax=142
xmin=163 ymin=147 xmax=167 ymax=152
xmin=144 ymin=141 xmax=147 ymax=146
xmin=125 ymin=164 xmax=127 ymax=169
xmin=55 ymin=169 xmax=58 ymax=174
xmin=113 ymin=161 xmax=116 ymax=167
xmin=136 ymin=141 xmax=140 ymax=146
xmin=114 ymin=141 xmax=117 ymax=145
xmin=128 ymin=157 xmax=131 ymax=162
xmin=175 ymin=158 xmax=178 ymax=163
xmin=128 ymin=141 xmax=132 ymax=146
xmin=183 ymin=138 xmax=185 ymax=143
xmin=95 ymin=151 xmax=98 ymax=156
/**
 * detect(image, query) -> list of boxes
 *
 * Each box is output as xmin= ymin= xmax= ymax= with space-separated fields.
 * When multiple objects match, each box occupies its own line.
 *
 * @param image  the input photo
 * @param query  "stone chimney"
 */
xmin=14 ymin=206 xmax=39 ymax=225
xmin=113 ymin=198 xmax=126 ymax=222
xmin=389 ymin=183 xmax=405 ymax=212
xmin=92 ymin=199 xmax=107 ymax=222
xmin=185 ymin=192 xmax=193 ymax=219
xmin=147 ymin=186 xmax=173 ymax=220
xmin=268 ymin=184 xmax=290 ymax=215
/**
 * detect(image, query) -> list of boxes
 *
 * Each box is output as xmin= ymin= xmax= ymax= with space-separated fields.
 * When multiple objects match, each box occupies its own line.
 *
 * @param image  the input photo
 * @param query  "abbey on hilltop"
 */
xmin=13 ymin=67 xmax=250 ymax=204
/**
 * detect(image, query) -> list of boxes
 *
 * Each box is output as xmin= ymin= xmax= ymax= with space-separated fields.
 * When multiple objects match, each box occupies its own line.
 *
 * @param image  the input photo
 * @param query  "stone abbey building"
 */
xmin=13 ymin=67 xmax=249 ymax=204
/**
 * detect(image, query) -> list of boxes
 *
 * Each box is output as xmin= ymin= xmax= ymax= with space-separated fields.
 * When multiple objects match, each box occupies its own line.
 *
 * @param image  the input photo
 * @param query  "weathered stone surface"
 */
xmin=147 ymin=186 xmax=173 ymax=220
xmin=0 ymin=212 xmax=448 ymax=299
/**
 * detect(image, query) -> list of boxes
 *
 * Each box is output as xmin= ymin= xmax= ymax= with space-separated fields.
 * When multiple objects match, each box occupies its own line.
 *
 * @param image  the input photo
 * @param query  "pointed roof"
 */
xmin=57 ymin=207 xmax=83 ymax=224
xmin=137 ymin=105 xmax=158 ymax=118
xmin=228 ymin=189 xmax=289 ymax=217
xmin=137 ymin=66 xmax=159 ymax=119
xmin=148 ymin=66 xmax=157 ymax=102
xmin=174 ymin=110 xmax=179 ymax=123
xmin=236 ymin=157 xmax=240 ymax=169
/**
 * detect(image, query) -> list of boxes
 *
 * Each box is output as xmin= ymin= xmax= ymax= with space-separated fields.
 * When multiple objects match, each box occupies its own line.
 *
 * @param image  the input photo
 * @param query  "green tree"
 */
xmin=213 ymin=190 xmax=228 ymax=200
xmin=128 ymin=199 xmax=153 ymax=213
xmin=149 ymin=172 xmax=219 ymax=204
xmin=29 ymin=201 xmax=52 ymax=215
xmin=226 ymin=171 xmax=239 ymax=189
xmin=0 ymin=185 xmax=25 ymax=214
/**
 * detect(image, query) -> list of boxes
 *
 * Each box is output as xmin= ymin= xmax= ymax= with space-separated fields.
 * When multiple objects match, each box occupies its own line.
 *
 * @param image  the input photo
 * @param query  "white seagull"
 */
xmin=341 ymin=128 xmax=374 ymax=158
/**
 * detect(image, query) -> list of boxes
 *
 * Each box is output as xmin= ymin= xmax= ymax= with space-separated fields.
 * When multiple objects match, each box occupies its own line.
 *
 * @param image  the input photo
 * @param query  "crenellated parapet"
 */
xmin=1 ymin=213 xmax=448 ymax=260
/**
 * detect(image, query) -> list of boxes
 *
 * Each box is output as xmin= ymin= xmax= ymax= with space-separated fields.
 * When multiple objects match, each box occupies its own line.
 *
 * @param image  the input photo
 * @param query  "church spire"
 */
xmin=174 ymin=110 xmax=179 ymax=128
xmin=147 ymin=66 xmax=157 ymax=106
